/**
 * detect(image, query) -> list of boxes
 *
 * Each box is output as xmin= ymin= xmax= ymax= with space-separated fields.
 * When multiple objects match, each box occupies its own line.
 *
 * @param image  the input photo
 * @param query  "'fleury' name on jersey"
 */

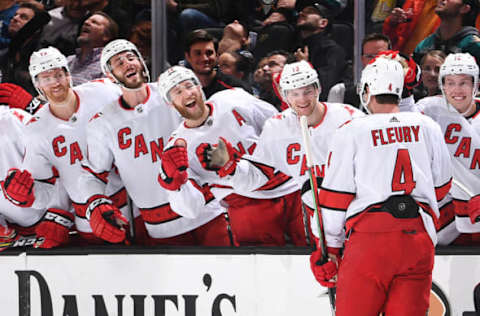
xmin=371 ymin=125 xmax=420 ymax=147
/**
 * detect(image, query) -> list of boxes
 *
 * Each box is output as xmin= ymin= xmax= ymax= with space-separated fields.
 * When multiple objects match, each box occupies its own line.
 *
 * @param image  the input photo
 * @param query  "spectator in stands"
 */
xmin=383 ymin=0 xmax=440 ymax=55
xmin=218 ymin=49 xmax=255 ymax=90
xmin=0 ymin=1 xmax=50 ymax=95
xmin=39 ymin=0 xmax=90 ymax=56
xmin=257 ymin=50 xmax=296 ymax=111
xmin=413 ymin=50 xmax=446 ymax=102
xmin=0 ymin=0 xmax=19 ymax=49
xmin=184 ymin=29 xmax=252 ymax=98
xmin=129 ymin=10 xmax=152 ymax=74
xmin=81 ymin=0 xmax=131 ymax=39
xmin=66 ymin=12 xmax=118 ymax=86
xmin=327 ymin=33 xmax=391 ymax=108
xmin=252 ymin=7 xmax=296 ymax=63
xmin=413 ymin=0 xmax=480 ymax=64
xmin=217 ymin=20 xmax=250 ymax=55
xmin=294 ymin=0 xmax=348 ymax=101
xmin=253 ymin=56 xmax=268 ymax=98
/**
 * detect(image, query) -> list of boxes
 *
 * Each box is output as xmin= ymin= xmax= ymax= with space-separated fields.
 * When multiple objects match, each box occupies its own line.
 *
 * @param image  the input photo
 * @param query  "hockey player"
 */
xmin=80 ymin=40 xmax=231 ymax=246
xmin=311 ymin=57 xmax=452 ymax=316
xmin=157 ymin=65 xmax=308 ymax=246
xmin=196 ymin=60 xmax=364 ymax=243
xmin=0 ymin=46 xmax=129 ymax=245
xmin=0 ymin=107 xmax=71 ymax=249
xmin=418 ymin=52 xmax=480 ymax=242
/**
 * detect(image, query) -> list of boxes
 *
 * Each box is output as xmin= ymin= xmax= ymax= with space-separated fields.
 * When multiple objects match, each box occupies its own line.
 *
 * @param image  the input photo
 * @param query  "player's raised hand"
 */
xmin=158 ymin=139 xmax=189 ymax=191
xmin=35 ymin=208 xmax=74 ymax=248
xmin=196 ymin=138 xmax=240 ymax=177
xmin=211 ymin=137 xmax=240 ymax=177
xmin=1 ymin=168 xmax=35 ymax=207
xmin=309 ymin=247 xmax=341 ymax=288
xmin=86 ymin=195 xmax=128 ymax=243
xmin=0 ymin=83 xmax=33 ymax=110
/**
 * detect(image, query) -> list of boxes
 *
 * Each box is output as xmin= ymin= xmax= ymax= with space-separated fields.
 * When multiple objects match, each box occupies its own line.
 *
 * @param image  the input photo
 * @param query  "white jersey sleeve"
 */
xmin=208 ymin=88 xmax=278 ymax=134
xmin=80 ymin=113 xmax=114 ymax=198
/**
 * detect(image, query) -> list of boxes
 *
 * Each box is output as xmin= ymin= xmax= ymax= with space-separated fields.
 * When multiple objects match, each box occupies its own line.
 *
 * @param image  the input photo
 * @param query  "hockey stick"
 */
xmin=299 ymin=115 xmax=336 ymax=315
xmin=0 ymin=235 xmax=45 ymax=249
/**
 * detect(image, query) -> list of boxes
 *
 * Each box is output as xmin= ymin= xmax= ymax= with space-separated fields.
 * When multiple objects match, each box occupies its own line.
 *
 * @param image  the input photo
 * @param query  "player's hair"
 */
xmin=374 ymin=94 xmax=400 ymax=105
xmin=184 ymin=29 xmax=218 ymax=53
xmin=361 ymin=33 xmax=392 ymax=55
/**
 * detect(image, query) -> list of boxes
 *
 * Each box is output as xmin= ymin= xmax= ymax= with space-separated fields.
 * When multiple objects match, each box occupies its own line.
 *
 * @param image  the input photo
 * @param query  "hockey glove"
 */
xmin=1 ymin=168 xmax=35 ymax=207
xmin=35 ymin=208 xmax=74 ymax=248
xmin=469 ymin=195 xmax=480 ymax=224
xmin=158 ymin=145 xmax=189 ymax=191
xmin=197 ymin=137 xmax=240 ymax=177
xmin=196 ymin=143 xmax=220 ymax=171
xmin=0 ymin=83 xmax=42 ymax=114
xmin=309 ymin=247 xmax=341 ymax=288
xmin=86 ymin=195 xmax=128 ymax=243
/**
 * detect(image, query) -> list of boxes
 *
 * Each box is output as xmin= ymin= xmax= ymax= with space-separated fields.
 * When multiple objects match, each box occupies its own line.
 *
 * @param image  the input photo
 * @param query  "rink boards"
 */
xmin=0 ymin=247 xmax=477 ymax=316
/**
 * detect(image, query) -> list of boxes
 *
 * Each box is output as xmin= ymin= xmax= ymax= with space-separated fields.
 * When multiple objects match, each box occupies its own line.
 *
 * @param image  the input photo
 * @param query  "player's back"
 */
xmin=335 ymin=112 xmax=449 ymax=217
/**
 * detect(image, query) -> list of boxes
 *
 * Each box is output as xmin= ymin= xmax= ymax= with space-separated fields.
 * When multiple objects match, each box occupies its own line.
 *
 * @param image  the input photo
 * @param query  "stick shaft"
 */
xmin=300 ymin=116 xmax=336 ymax=315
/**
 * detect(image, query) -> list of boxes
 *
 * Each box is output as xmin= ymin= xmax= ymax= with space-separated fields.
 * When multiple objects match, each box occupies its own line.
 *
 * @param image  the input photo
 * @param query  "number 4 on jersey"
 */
xmin=391 ymin=149 xmax=416 ymax=194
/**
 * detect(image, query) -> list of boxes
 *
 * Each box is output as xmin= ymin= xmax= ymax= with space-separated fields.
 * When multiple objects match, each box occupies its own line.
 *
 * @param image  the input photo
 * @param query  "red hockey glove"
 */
xmin=196 ymin=138 xmax=240 ymax=177
xmin=469 ymin=195 xmax=480 ymax=224
xmin=86 ymin=195 xmax=128 ymax=243
xmin=196 ymin=143 xmax=219 ymax=171
xmin=0 ymin=83 xmax=43 ymax=114
xmin=1 ymin=168 xmax=35 ymax=207
xmin=0 ymin=223 xmax=18 ymax=251
xmin=35 ymin=208 xmax=74 ymax=248
xmin=309 ymin=247 xmax=341 ymax=288
xmin=158 ymin=145 xmax=189 ymax=191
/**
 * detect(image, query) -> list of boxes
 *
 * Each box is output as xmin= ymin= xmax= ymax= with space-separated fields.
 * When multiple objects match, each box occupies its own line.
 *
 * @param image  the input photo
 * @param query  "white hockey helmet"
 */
xmin=358 ymin=57 xmax=404 ymax=113
xmin=279 ymin=60 xmax=321 ymax=100
xmin=158 ymin=66 xmax=203 ymax=104
xmin=438 ymin=52 xmax=479 ymax=102
xmin=29 ymin=47 xmax=72 ymax=97
xmin=100 ymin=39 xmax=150 ymax=84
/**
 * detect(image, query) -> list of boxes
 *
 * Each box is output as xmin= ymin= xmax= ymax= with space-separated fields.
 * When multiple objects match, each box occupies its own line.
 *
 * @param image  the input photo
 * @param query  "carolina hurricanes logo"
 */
xmin=388 ymin=83 xmax=393 ymax=91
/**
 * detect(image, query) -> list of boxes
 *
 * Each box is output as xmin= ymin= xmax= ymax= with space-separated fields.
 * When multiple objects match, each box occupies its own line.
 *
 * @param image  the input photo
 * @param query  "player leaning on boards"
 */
xmin=417 ymin=53 xmax=480 ymax=242
xmin=0 ymin=107 xmax=71 ymax=249
xmin=197 ymin=60 xmax=364 ymax=242
xmin=312 ymin=57 xmax=453 ymax=315
xmin=157 ymin=65 xmax=307 ymax=246
xmin=80 ymin=40 xmax=231 ymax=246
xmin=1 ymin=47 xmax=127 ymax=247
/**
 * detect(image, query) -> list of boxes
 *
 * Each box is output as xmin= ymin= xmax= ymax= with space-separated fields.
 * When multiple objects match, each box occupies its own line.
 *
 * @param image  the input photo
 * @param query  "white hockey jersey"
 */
xmin=81 ymin=83 xmax=223 ymax=238
xmin=227 ymin=103 xmax=364 ymax=209
xmin=319 ymin=112 xmax=453 ymax=247
xmin=419 ymin=96 xmax=480 ymax=233
xmin=165 ymin=88 xmax=298 ymax=211
xmin=0 ymin=108 xmax=70 ymax=228
xmin=20 ymin=80 xmax=127 ymax=233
